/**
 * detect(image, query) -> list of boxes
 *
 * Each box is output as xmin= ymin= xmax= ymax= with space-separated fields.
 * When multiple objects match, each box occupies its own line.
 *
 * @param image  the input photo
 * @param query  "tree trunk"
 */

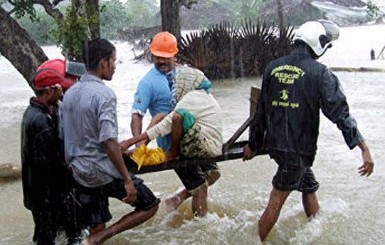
xmin=160 ymin=0 xmax=181 ymax=38
xmin=276 ymin=0 xmax=285 ymax=29
xmin=86 ymin=0 xmax=100 ymax=39
xmin=0 ymin=7 xmax=48 ymax=86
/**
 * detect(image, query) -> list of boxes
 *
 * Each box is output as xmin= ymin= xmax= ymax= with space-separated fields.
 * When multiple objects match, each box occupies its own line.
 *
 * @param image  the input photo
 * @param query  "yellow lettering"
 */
xmin=271 ymin=65 xmax=305 ymax=77
xmin=274 ymin=72 xmax=300 ymax=84
xmin=278 ymin=101 xmax=289 ymax=107
xmin=273 ymin=100 xmax=300 ymax=109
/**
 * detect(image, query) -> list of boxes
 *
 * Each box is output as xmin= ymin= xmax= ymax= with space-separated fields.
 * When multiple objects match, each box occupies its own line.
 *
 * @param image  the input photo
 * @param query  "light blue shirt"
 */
xmin=60 ymin=74 xmax=120 ymax=187
xmin=132 ymin=67 xmax=172 ymax=117
xmin=132 ymin=67 xmax=173 ymax=150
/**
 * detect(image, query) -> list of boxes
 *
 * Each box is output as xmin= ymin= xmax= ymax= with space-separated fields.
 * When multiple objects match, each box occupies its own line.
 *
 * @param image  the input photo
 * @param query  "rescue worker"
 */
xmin=243 ymin=20 xmax=375 ymax=241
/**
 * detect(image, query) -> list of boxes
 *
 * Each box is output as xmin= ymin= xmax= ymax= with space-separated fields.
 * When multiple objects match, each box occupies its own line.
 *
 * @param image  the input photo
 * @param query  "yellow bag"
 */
xmin=130 ymin=144 xmax=166 ymax=170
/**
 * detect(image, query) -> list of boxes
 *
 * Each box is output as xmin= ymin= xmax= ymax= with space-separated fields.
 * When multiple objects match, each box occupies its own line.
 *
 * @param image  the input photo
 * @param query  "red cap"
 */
xmin=35 ymin=59 xmax=74 ymax=90
xmin=33 ymin=69 xmax=74 ymax=89
xmin=38 ymin=59 xmax=66 ymax=76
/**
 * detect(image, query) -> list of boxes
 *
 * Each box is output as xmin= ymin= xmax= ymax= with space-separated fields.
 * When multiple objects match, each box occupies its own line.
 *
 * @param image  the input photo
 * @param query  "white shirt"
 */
xmin=146 ymin=90 xmax=223 ymax=157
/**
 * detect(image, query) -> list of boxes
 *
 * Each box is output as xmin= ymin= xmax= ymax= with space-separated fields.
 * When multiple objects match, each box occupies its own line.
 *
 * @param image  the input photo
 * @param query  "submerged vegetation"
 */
xmin=177 ymin=21 xmax=295 ymax=79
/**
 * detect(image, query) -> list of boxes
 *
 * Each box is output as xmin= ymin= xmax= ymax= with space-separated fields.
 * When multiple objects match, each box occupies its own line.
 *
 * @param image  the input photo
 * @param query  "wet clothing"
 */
xmin=61 ymin=73 xmax=159 ymax=226
xmin=21 ymin=98 xmax=70 ymax=244
xmin=132 ymin=67 xmax=173 ymax=150
xmin=146 ymin=76 xmax=223 ymax=192
xmin=249 ymin=45 xmax=364 ymax=157
xmin=31 ymin=210 xmax=61 ymax=245
xmin=61 ymin=74 xmax=121 ymax=187
xmin=135 ymin=66 xmax=222 ymax=193
xmin=270 ymin=150 xmax=319 ymax=192
xmin=21 ymin=98 xmax=66 ymax=210
xmin=71 ymin=174 xmax=160 ymax=226
xmin=180 ymin=122 xmax=208 ymax=157
xmin=248 ymin=45 xmax=363 ymax=192
xmin=146 ymin=90 xmax=223 ymax=158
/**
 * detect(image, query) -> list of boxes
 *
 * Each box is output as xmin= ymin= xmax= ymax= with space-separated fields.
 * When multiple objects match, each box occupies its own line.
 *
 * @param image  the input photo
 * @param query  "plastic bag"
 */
xmin=130 ymin=144 xmax=166 ymax=170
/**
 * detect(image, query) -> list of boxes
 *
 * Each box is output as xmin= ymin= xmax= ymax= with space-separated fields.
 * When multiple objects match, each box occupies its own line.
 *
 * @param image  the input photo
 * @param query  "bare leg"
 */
xmin=191 ymin=183 xmax=208 ymax=217
xmin=258 ymin=188 xmax=290 ymax=241
xmin=164 ymin=171 xmax=220 ymax=212
xmin=205 ymin=170 xmax=220 ymax=186
xmin=167 ymin=113 xmax=183 ymax=161
xmin=164 ymin=188 xmax=188 ymax=211
xmin=89 ymin=223 xmax=105 ymax=237
xmin=302 ymin=192 xmax=319 ymax=218
xmin=85 ymin=205 xmax=158 ymax=245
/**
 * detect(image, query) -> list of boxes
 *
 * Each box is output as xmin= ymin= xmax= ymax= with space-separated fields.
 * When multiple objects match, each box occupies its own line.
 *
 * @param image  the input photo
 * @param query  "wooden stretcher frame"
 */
xmin=125 ymin=86 xmax=266 ymax=174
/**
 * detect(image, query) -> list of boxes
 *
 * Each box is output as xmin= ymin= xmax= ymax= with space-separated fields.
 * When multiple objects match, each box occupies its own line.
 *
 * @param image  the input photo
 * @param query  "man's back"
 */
xmin=61 ymin=74 xmax=120 ymax=187
xmin=259 ymin=44 xmax=362 ymax=156
xmin=261 ymin=45 xmax=329 ymax=156
xmin=175 ymin=90 xmax=222 ymax=156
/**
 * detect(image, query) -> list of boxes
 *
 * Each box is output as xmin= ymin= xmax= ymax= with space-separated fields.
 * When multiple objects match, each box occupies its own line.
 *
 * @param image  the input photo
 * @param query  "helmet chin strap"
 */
xmin=316 ymin=43 xmax=332 ymax=58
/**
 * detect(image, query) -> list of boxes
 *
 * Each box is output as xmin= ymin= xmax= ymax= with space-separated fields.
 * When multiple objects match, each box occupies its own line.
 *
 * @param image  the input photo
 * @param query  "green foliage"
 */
xmin=218 ymin=0 xmax=266 ymax=24
xmin=366 ymin=0 xmax=381 ymax=18
xmin=100 ymin=0 xmax=131 ymax=39
xmin=124 ymin=0 xmax=158 ymax=26
xmin=13 ymin=0 xmax=158 ymax=48
xmin=54 ymin=5 xmax=90 ymax=58
xmin=99 ymin=0 xmax=158 ymax=39
xmin=178 ymin=20 xmax=294 ymax=79
xmin=12 ymin=0 xmax=37 ymax=20
xmin=17 ymin=10 xmax=57 ymax=45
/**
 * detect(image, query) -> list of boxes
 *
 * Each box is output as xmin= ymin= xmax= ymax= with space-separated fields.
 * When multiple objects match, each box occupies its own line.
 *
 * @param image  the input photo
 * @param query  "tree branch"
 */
xmin=32 ymin=0 xmax=64 ymax=20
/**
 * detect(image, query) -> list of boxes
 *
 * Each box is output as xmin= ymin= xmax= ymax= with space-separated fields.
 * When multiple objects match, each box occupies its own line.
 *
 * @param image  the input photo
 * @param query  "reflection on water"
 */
xmin=1 ymin=24 xmax=385 ymax=244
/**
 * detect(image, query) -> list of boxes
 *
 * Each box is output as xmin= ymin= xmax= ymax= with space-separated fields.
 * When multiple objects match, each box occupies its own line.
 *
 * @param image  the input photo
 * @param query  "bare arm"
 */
xmin=357 ymin=141 xmax=374 ymax=177
xmin=131 ymin=113 xmax=149 ymax=147
xmin=103 ymin=139 xmax=137 ymax=204
xmin=131 ymin=113 xmax=143 ymax=137
xmin=120 ymin=132 xmax=150 ymax=152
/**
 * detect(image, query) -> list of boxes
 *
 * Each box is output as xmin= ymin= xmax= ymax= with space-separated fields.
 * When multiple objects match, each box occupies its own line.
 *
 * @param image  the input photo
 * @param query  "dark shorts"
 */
xmin=74 ymin=174 xmax=160 ymax=227
xmin=270 ymin=151 xmax=319 ymax=193
xmin=174 ymin=161 xmax=219 ymax=192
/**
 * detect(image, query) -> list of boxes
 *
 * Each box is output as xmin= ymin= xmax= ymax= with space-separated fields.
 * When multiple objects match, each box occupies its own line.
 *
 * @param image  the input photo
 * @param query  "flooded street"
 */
xmin=0 ymin=24 xmax=385 ymax=244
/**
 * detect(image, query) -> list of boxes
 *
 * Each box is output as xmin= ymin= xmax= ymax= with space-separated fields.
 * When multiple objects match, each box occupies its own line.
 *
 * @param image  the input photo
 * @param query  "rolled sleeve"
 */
xmin=98 ymin=96 xmax=118 ymax=143
xmin=132 ymin=82 xmax=151 ymax=116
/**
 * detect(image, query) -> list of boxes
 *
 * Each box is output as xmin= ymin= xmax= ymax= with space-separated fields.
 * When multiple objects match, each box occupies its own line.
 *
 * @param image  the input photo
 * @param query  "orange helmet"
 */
xmin=149 ymin=31 xmax=178 ymax=58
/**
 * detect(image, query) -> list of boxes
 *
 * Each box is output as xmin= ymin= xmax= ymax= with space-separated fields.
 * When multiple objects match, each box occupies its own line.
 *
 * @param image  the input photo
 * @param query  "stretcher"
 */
xmin=124 ymin=86 xmax=267 ymax=174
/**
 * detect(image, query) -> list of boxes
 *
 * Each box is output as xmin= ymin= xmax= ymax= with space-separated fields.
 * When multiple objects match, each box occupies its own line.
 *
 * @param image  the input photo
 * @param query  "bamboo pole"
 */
xmin=330 ymin=67 xmax=385 ymax=72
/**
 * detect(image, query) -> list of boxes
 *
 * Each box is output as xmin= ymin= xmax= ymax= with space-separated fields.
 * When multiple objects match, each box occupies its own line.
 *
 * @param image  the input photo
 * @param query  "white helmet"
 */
xmin=294 ymin=20 xmax=340 ymax=57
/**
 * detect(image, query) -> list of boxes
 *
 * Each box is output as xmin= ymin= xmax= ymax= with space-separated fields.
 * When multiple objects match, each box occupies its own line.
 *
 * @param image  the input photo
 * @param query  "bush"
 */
xmin=177 ymin=20 xmax=295 ymax=79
